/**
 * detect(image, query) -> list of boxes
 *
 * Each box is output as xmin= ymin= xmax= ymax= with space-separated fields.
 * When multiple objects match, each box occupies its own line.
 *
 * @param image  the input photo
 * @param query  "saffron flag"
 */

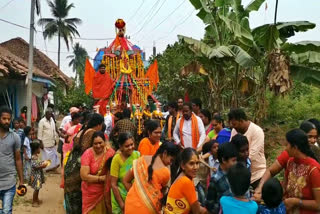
xmin=92 ymin=70 xmax=114 ymax=99
xmin=145 ymin=60 xmax=159 ymax=90
xmin=84 ymin=58 xmax=95 ymax=94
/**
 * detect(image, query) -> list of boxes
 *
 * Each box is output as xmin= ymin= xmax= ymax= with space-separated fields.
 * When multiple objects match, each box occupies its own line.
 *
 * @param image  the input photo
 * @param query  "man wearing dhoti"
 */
xmin=38 ymin=108 xmax=59 ymax=172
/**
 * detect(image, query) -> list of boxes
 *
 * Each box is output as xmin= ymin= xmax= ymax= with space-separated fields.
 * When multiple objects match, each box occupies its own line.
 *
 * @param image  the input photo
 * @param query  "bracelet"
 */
xmin=299 ymin=199 xmax=303 ymax=207
xmin=98 ymin=176 xmax=100 ymax=182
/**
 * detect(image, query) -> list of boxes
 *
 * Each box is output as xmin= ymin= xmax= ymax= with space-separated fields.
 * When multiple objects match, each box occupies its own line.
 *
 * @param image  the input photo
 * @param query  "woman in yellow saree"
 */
xmin=123 ymin=142 xmax=180 ymax=214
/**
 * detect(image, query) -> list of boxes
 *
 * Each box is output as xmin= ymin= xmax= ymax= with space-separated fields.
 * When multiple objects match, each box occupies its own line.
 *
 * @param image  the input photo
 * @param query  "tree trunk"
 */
xmin=58 ymin=31 xmax=61 ymax=69
xmin=231 ymin=64 xmax=240 ymax=108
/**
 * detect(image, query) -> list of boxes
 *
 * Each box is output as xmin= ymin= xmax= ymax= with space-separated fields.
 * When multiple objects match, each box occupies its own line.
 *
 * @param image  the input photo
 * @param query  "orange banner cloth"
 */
xmin=145 ymin=60 xmax=159 ymax=90
xmin=92 ymin=71 xmax=114 ymax=99
xmin=84 ymin=58 xmax=95 ymax=94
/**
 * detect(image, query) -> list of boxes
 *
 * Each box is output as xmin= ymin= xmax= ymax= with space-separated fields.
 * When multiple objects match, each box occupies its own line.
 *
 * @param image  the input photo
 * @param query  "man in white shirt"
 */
xmin=104 ymin=105 xmax=113 ymax=137
xmin=173 ymin=102 xmax=206 ymax=149
xmin=38 ymin=108 xmax=59 ymax=172
xmin=228 ymin=108 xmax=266 ymax=188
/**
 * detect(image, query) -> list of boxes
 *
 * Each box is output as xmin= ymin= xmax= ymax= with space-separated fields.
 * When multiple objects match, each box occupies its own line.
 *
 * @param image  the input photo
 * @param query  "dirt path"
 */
xmin=13 ymin=172 xmax=65 ymax=214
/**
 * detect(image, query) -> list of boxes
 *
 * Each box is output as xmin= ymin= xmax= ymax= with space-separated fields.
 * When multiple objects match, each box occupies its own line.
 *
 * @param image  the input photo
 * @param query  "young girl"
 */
xmin=23 ymin=126 xmax=32 ymax=183
xmin=29 ymin=141 xmax=48 ymax=207
xmin=165 ymin=148 xmax=207 ymax=214
xmin=207 ymin=140 xmax=220 ymax=176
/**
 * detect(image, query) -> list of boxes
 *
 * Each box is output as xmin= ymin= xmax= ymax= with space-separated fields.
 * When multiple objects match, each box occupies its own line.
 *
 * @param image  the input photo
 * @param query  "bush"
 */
xmin=266 ymin=81 xmax=320 ymax=126
xmin=53 ymin=82 xmax=93 ymax=114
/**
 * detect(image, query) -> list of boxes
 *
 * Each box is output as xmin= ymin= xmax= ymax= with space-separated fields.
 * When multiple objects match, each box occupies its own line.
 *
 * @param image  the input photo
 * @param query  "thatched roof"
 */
xmin=0 ymin=37 xmax=72 ymax=85
xmin=0 ymin=46 xmax=51 ymax=80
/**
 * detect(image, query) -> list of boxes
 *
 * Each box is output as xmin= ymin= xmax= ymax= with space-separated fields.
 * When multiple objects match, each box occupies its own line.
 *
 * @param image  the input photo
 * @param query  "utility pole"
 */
xmin=26 ymin=0 xmax=36 ymax=126
xmin=274 ymin=0 xmax=279 ymax=24
xmin=153 ymin=41 xmax=156 ymax=57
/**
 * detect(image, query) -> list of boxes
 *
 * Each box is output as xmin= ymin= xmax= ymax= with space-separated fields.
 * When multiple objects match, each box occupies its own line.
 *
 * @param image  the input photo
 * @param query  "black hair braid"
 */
xmin=301 ymin=145 xmax=318 ymax=162
xmin=148 ymin=149 xmax=161 ymax=182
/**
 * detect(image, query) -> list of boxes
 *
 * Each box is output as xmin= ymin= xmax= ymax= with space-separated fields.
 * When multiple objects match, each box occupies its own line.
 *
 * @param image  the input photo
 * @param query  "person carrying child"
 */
xmin=220 ymin=162 xmax=258 ymax=214
xmin=29 ymin=141 xmax=48 ymax=207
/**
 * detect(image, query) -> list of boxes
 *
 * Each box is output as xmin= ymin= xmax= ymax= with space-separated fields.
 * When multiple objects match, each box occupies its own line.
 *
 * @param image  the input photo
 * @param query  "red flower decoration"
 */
xmin=115 ymin=19 xmax=126 ymax=29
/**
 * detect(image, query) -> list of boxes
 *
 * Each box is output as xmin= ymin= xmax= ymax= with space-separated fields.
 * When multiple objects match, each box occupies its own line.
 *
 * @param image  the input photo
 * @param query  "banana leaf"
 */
xmin=291 ymin=65 xmax=320 ymax=86
xmin=282 ymin=41 xmax=320 ymax=54
xmin=290 ymin=51 xmax=320 ymax=67
xmin=245 ymin=0 xmax=265 ymax=12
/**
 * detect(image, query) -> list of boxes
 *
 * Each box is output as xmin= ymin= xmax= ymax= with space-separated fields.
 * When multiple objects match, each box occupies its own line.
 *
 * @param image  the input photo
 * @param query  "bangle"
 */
xmin=98 ymin=176 xmax=100 ymax=182
xmin=299 ymin=199 xmax=303 ymax=207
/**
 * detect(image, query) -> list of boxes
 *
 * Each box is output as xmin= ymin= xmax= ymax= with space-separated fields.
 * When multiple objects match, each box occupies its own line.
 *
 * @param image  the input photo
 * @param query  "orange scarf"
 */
xmin=176 ymin=112 xmax=181 ymax=122
xmin=179 ymin=114 xmax=199 ymax=149
xmin=168 ymin=116 xmax=173 ymax=140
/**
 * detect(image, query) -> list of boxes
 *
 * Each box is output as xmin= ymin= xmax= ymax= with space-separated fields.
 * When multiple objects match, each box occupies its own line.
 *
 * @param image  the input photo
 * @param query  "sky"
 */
xmin=0 ymin=0 xmax=320 ymax=78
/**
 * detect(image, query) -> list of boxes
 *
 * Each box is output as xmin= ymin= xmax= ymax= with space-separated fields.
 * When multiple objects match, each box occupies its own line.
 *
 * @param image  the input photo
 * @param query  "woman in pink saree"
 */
xmin=80 ymin=131 xmax=115 ymax=214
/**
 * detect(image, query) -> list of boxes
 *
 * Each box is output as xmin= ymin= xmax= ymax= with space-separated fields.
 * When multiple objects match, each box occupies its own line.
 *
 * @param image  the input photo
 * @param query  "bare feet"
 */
xmin=32 ymin=202 xmax=40 ymax=207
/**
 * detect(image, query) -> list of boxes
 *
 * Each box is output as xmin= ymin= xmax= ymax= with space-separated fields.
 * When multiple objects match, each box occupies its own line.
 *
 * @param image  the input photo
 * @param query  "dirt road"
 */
xmin=13 ymin=173 xmax=65 ymax=214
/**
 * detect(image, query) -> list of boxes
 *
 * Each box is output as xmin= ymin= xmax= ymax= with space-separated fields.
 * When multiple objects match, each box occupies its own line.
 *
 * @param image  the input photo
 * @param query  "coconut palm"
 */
xmin=67 ymin=42 xmax=88 ymax=84
xmin=38 ymin=0 xmax=82 ymax=68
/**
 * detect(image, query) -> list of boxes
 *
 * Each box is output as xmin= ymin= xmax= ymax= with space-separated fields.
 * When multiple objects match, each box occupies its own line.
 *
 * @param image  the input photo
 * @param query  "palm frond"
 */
xmin=65 ymin=18 xmax=82 ymax=25
xmin=38 ymin=18 xmax=55 ymax=26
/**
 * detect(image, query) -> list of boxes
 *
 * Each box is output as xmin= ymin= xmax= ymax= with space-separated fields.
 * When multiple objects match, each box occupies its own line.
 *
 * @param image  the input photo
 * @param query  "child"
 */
xmin=206 ymin=142 xmax=238 ymax=214
xmin=29 ymin=141 xmax=47 ymax=207
xmin=23 ymin=126 xmax=32 ymax=183
xmin=195 ymin=142 xmax=212 ymax=206
xmin=258 ymin=178 xmax=286 ymax=214
xmin=230 ymin=134 xmax=251 ymax=171
xmin=208 ymin=140 xmax=220 ymax=176
xmin=220 ymin=162 xmax=258 ymax=214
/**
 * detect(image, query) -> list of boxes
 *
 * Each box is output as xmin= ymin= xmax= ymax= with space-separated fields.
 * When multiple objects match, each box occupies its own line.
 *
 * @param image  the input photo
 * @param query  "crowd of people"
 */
xmin=0 ymin=96 xmax=320 ymax=214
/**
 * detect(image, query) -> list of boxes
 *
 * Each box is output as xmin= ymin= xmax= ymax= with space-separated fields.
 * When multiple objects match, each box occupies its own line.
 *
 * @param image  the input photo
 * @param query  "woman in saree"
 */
xmin=60 ymin=113 xmax=83 ymax=188
xmin=254 ymin=121 xmax=320 ymax=201
xmin=165 ymin=148 xmax=207 ymax=214
xmin=199 ymin=109 xmax=213 ymax=135
xmin=123 ymin=142 xmax=180 ymax=214
xmin=110 ymin=132 xmax=140 ymax=214
xmin=80 ymin=131 xmax=115 ymax=214
xmin=300 ymin=121 xmax=320 ymax=162
xmin=138 ymin=120 xmax=162 ymax=156
xmin=64 ymin=113 xmax=104 ymax=214
xmin=283 ymin=129 xmax=320 ymax=214
xmin=202 ymin=114 xmax=231 ymax=146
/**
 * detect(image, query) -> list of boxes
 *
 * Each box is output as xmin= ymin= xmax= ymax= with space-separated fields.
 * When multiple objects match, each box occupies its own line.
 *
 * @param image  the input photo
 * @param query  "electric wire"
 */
xmin=0 ymin=0 xmax=15 ymax=11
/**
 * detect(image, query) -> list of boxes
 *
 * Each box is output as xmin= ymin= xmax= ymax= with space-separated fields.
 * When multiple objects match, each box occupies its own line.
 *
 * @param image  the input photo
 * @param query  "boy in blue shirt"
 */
xmin=258 ymin=178 xmax=286 ymax=214
xmin=206 ymin=143 xmax=238 ymax=213
xmin=220 ymin=162 xmax=258 ymax=214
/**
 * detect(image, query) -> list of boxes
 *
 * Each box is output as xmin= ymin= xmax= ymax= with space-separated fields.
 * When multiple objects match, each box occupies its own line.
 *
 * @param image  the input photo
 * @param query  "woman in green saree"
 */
xmin=110 ymin=132 xmax=140 ymax=214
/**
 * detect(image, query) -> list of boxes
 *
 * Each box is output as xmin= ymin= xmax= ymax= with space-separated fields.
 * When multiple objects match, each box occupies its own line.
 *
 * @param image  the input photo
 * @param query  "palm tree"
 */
xmin=67 ymin=42 xmax=88 ymax=84
xmin=38 ymin=0 xmax=82 ymax=68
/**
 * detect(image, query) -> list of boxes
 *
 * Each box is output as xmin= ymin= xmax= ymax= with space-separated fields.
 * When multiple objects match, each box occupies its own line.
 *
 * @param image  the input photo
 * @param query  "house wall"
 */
xmin=0 ymin=78 xmax=47 ymax=118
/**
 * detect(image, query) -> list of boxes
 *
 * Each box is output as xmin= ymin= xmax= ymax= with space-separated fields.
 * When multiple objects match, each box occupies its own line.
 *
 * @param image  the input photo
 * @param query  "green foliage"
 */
xmin=266 ymin=81 xmax=320 ymax=126
xmin=53 ymin=82 xmax=93 ymax=113
xmin=151 ymin=42 xmax=206 ymax=102
xmin=67 ymin=42 xmax=88 ymax=83
xmin=38 ymin=0 xmax=82 ymax=67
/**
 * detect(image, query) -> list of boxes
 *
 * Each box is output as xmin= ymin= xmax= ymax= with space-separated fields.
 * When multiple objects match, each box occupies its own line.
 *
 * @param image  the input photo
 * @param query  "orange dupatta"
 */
xmin=132 ymin=158 xmax=159 ymax=214
xmin=179 ymin=113 xmax=199 ymax=149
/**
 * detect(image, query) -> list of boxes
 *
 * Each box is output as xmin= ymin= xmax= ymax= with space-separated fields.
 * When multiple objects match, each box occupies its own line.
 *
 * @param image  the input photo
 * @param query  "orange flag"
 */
xmin=84 ymin=58 xmax=95 ymax=94
xmin=145 ymin=60 xmax=159 ymax=90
